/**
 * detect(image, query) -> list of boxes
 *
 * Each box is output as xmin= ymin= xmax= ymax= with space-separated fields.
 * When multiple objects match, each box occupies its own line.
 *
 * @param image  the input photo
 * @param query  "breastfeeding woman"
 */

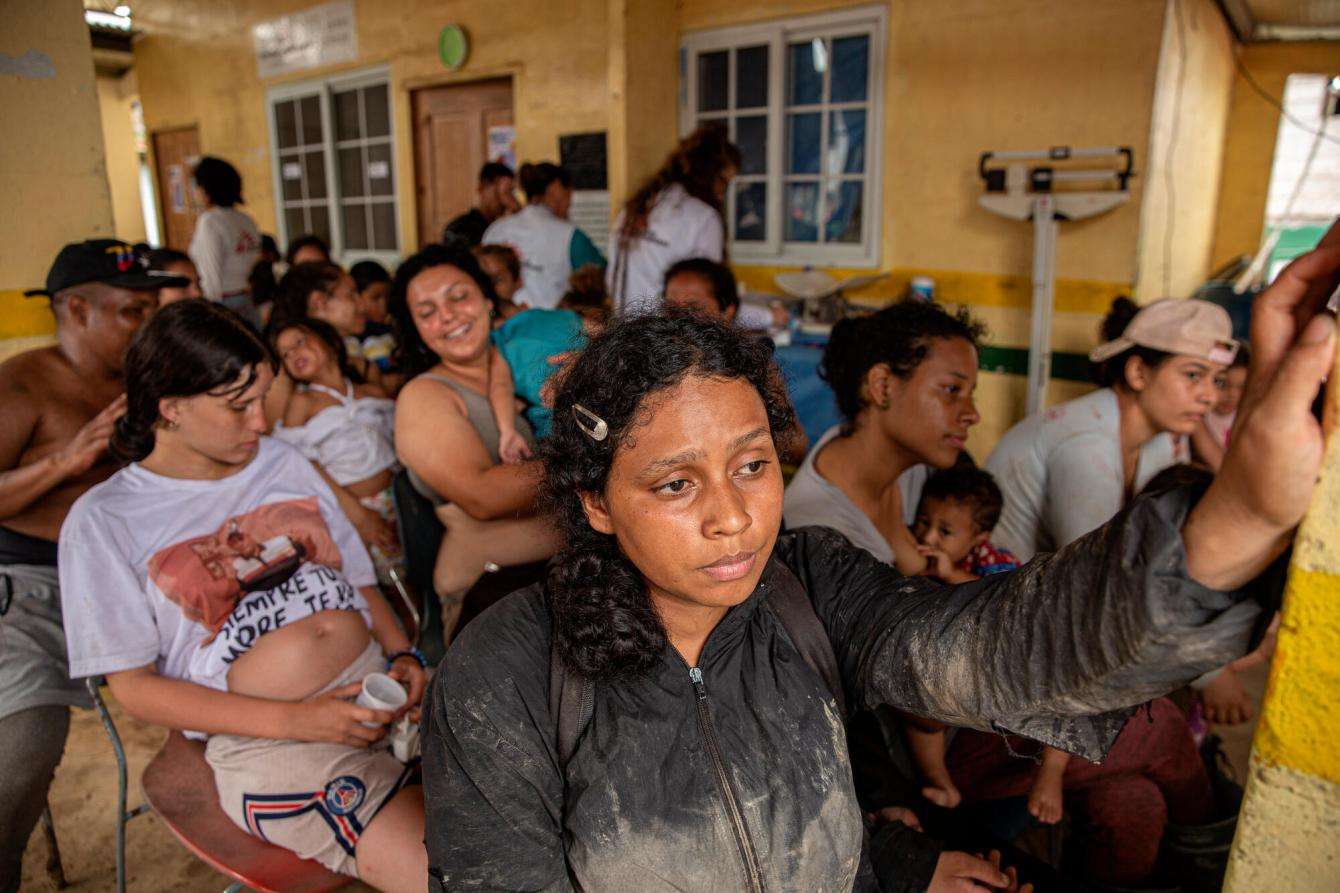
xmin=59 ymin=300 xmax=427 ymax=892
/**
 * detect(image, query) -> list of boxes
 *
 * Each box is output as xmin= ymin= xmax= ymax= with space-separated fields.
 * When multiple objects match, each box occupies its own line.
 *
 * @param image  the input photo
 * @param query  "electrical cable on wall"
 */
xmin=1232 ymin=50 xmax=1340 ymax=149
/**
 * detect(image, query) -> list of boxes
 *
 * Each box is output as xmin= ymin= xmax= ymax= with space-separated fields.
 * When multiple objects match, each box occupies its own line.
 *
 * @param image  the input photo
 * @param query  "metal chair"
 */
xmin=85 ymin=678 xmax=345 ymax=893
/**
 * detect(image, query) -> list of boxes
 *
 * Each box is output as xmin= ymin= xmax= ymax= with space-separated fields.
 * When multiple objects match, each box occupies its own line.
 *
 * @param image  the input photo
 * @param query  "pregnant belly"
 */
xmin=226 ymin=609 xmax=371 ymax=701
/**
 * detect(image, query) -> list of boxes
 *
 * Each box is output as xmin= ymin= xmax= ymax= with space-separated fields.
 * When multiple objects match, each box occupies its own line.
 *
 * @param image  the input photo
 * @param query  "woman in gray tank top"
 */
xmin=391 ymin=245 xmax=562 ymax=643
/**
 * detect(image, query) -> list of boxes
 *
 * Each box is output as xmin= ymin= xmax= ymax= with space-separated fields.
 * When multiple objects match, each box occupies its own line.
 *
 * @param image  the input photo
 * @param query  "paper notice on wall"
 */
xmin=368 ymin=160 xmax=389 ymax=180
xmin=168 ymin=164 xmax=187 ymax=214
xmin=282 ymin=162 xmax=303 ymax=180
xmin=253 ymin=0 xmax=357 ymax=79
xmin=487 ymin=125 xmax=516 ymax=171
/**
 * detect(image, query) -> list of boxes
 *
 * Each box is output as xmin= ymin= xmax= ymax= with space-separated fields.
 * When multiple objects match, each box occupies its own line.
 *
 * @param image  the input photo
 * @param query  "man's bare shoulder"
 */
xmin=0 ymin=345 xmax=68 ymax=400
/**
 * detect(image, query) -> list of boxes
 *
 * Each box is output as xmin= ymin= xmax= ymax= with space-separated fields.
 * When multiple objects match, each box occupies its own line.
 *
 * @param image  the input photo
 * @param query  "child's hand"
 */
xmin=921 ymin=780 xmax=962 ymax=809
xmin=498 ymin=428 xmax=533 ymax=465
xmin=1026 ymin=770 xmax=1064 ymax=825
xmin=916 ymin=545 xmax=956 ymax=580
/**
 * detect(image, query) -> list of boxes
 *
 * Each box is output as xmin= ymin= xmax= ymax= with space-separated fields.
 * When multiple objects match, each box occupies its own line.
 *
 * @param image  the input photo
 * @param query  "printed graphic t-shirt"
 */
xmin=59 ymin=437 xmax=376 ymax=701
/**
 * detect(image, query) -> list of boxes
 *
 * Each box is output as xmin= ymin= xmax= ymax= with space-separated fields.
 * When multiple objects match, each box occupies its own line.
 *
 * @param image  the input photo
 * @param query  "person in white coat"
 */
xmin=607 ymin=125 xmax=742 ymax=315
xmin=187 ymin=156 xmax=262 ymax=328
xmin=481 ymin=163 xmax=604 ymax=310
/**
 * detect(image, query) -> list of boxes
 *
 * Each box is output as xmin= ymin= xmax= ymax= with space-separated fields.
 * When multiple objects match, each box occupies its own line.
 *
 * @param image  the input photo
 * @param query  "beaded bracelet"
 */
xmin=386 ymin=646 xmax=428 ymax=670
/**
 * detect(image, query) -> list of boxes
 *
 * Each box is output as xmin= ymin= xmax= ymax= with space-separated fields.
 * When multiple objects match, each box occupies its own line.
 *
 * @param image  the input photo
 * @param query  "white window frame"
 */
xmin=680 ymin=4 xmax=886 ymax=268
xmin=265 ymin=65 xmax=401 ymax=267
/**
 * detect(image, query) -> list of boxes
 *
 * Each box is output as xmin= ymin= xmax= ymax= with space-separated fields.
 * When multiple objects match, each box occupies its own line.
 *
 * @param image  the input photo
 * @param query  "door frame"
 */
xmin=404 ymin=72 xmax=516 ymax=250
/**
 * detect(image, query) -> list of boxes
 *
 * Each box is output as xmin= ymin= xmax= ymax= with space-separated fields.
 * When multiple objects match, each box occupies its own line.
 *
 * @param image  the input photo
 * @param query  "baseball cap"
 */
xmin=1089 ymin=298 xmax=1239 ymax=366
xmin=24 ymin=239 xmax=188 ymax=297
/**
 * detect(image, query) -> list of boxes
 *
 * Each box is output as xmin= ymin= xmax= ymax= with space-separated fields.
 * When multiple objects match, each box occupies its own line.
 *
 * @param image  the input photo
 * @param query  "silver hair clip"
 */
xmin=572 ymin=404 xmax=609 ymax=441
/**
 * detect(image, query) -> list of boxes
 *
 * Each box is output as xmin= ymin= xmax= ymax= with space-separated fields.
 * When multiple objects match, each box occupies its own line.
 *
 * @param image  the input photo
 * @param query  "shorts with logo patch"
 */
xmin=205 ymin=640 xmax=415 ymax=876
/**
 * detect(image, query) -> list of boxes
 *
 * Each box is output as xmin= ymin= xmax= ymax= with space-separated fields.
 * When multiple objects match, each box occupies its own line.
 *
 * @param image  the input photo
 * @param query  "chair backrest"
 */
xmin=391 ymin=467 xmax=445 ymax=607
xmin=142 ymin=732 xmax=346 ymax=893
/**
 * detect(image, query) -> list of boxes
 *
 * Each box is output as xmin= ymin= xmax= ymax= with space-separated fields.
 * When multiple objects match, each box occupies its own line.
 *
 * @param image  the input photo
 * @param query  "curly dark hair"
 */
xmin=820 ymin=299 xmax=986 ymax=431
xmin=540 ymin=310 xmax=796 ymax=679
xmin=919 ymin=466 xmax=1005 ymax=533
xmin=1089 ymin=296 xmax=1171 ymax=389
xmin=388 ymin=243 xmax=502 ymax=378
xmin=617 ymin=124 xmax=741 ymax=242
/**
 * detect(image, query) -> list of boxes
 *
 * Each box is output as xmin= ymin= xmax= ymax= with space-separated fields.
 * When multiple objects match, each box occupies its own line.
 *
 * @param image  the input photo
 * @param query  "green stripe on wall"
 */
xmin=979 ymin=345 xmax=1090 ymax=383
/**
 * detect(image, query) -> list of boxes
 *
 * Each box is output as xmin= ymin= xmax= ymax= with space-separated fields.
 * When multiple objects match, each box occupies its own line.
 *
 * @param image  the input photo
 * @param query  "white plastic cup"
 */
xmin=356 ymin=672 xmax=407 ymax=728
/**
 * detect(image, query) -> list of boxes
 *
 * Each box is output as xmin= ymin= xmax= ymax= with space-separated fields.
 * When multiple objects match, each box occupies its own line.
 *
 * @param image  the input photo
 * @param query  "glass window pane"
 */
xmin=785 ymin=181 xmax=819 ymax=242
xmin=735 ymin=45 xmax=768 ymax=109
xmin=275 ymin=101 xmax=298 ymax=150
xmin=736 ymin=116 xmax=767 ymax=176
xmin=279 ymin=152 xmax=304 ymax=201
xmin=786 ymin=113 xmax=821 ymax=175
xmin=788 ymin=41 xmax=823 ymax=106
xmin=310 ymin=205 xmax=331 ymax=247
xmin=824 ymin=180 xmax=863 ymax=243
xmin=734 ymin=181 xmax=767 ymax=242
xmin=342 ymin=203 xmax=369 ymax=250
xmin=334 ymin=89 xmax=360 ymax=141
xmin=827 ymin=109 xmax=866 ymax=175
xmin=299 ymin=96 xmax=323 ymax=145
xmin=284 ymin=207 xmax=306 ymax=241
xmin=339 ymin=147 xmax=365 ymax=198
xmin=830 ymin=35 xmax=869 ymax=102
xmin=304 ymin=151 xmax=327 ymax=200
xmin=363 ymin=85 xmax=390 ymax=137
xmin=367 ymin=143 xmax=393 ymax=196
xmin=697 ymin=51 xmax=728 ymax=112
xmin=371 ymin=201 xmax=397 ymax=251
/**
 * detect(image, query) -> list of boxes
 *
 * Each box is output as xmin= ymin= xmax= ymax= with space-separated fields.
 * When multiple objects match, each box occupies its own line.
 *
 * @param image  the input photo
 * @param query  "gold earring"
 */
xmin=163 ymin=418 xmax=179 ymax=430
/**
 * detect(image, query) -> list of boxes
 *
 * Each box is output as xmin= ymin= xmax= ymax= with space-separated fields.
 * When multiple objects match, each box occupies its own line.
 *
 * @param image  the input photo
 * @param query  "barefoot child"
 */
xmin=269 ymin=317 xmax=403 ymax=585
xmin=902 ymin=466 xmax=1067 ymax=824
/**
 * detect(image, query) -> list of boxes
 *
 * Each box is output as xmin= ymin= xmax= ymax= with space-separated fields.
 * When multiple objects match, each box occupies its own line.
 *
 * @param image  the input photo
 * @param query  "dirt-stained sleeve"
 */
xmin=776 ymin=484 xmax=1280 ymax=761
xmin=422 ymin=592 xmax=574 ymax=892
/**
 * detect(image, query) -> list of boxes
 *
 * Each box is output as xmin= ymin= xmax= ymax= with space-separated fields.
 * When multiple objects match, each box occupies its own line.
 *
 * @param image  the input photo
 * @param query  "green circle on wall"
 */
xmin=439 ymin=25 xmax=469 ymax=70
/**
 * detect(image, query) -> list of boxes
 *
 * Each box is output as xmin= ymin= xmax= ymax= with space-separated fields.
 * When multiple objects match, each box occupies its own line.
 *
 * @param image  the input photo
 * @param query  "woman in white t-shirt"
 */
xmin=480 ymin=162 xmax=605 ymax=310
xmin=59 ymin=300 xmax=427 ymax=889
xmin=607 ymin=124 xmax=741 ymax=314
xmin=188 ymin=156 xmax=262 ymax=328
xmin=985 ymin=297 xmax=1235 ymax=563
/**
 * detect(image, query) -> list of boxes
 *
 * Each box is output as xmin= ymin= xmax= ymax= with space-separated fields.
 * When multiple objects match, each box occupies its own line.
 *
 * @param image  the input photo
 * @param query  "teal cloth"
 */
xmin=568 ymin=228 xmax=606 ymax=271
xmin=492 ymin=308 xmax=587 ymax=438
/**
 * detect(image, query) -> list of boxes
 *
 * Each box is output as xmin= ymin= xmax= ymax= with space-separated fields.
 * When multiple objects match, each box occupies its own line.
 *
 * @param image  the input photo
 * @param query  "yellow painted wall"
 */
xmin=130 ymin=0 xmax=611 ymax=255
xmin=0 ymin=0 xmax=115 ymax=360
xmin=607 ymin=0 xmax=679 ymax=212
xmin=1135 ymin=0 xmax=1234 ymax=300
xmin=98 ymin=68 xmax=148 ymax=245
xmin=1209 ymin=40 xmax=1340 ymax=271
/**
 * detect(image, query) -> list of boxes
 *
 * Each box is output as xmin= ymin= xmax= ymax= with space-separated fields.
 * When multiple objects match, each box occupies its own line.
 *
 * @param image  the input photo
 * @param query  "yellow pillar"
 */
xmin=1224 ymin=352 xmax=1340 ymax=891
xmin=0 ymin=0 xmax=115 ymax=361
xmin=606 ymin=0 xmax=678 ymax=217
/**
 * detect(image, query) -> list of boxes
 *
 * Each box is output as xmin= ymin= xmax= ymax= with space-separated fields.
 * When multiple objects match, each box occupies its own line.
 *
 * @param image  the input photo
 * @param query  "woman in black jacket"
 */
xmin=423 ymin=233 xmax=1340 ymax=892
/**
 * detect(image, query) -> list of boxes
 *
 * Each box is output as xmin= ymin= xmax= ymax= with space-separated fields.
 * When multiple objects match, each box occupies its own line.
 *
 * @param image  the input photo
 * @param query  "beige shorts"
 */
xmin=205 ymin=641 xmax=415 ymax=876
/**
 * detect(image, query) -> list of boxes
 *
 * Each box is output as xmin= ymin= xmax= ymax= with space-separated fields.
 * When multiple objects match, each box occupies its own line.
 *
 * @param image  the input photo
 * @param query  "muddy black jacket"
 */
xmin=423 ymin=487 xmax=1274 ymax=892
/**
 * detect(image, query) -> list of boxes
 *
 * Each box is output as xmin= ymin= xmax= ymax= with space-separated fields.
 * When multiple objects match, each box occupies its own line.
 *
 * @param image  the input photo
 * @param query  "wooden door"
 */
xmin=152 ymin=126 xmax=203 ymax=250
xmin=411 ymin=78 xmax=513 ymax=247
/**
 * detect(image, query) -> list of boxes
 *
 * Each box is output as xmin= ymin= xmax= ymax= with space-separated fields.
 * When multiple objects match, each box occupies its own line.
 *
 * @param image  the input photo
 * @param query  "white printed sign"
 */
xmin=253 ymin=0 xmax=357 ymax=79
xmin=368 ymin=160 xmax=389 ymax=180
xmin=487 ymin=125 xmax=516 ymax=170
xmin=282 ymin=162 xmax=303 ymax=180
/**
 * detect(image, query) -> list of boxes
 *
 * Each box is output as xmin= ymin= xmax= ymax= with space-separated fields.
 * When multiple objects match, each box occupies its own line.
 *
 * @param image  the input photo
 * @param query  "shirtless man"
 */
xmin=0 ymin=239 xmax=183 ymax=891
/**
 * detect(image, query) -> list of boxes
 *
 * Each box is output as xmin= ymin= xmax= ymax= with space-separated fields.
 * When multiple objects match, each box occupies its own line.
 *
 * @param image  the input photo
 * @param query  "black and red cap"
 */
xmin=24 ymin=239 xmax=188 ymax=297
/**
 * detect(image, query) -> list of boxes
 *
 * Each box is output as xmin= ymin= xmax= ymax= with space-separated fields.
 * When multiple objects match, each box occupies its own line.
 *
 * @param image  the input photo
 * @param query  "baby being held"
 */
xmin=903 ymin=467 xmax=1066 ymax=824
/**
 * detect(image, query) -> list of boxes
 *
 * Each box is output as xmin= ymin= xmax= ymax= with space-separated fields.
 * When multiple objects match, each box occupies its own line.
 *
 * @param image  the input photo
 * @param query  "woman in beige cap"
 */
xmin=985 ymin=296 xmax=1236 ymax=563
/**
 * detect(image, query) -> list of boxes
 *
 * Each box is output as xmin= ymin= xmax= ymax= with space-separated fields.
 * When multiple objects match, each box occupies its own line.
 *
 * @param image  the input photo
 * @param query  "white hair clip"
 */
xmin=572 ymin=404 xmax=609 ymax=442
